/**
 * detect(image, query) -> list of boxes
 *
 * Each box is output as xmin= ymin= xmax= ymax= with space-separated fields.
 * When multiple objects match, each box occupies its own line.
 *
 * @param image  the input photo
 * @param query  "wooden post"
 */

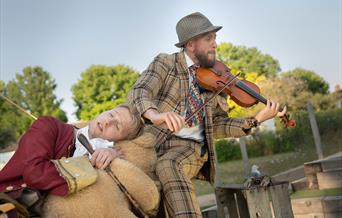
xmin=269 ymin=183 xmax=294 ymax=218
xmin=306 ymin=102 xmax=323 ymax=159
xmin=245 ymin=187 xmax=272 ymax=218
xmin=215 ymin=184 xmax=250 ymax=218
xmin=239 ymin=137 xmax=250 ymax=178
xmin=215 ymin=182 xmax=293 ymax=218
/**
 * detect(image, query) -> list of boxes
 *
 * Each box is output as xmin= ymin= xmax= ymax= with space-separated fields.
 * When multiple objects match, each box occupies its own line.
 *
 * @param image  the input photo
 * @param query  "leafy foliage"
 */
xmin=0 ymin=67 xmax=66 ymax=146
xmin=6 ymin=66 xmax=67 ymax=122
xmin=260 ymin=76 xmax=336 ymax=112
xmin=215 ymin=109 xmax=342 ymax=162
xmin=283 ymin=68 xmax=330 ymax=94
xmin=0 ymin=81 xmax=17 ymax=147
xmin=72 ymin=65 xmax=139 ymax=121
xmin=215 ymin=139 xmax=241 ymax=163
xmin=217 ymin=42 xmax=281 ymax=77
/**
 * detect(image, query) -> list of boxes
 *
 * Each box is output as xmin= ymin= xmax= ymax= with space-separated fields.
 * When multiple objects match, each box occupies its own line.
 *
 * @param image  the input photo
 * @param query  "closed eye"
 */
xmin=113 ymin=110 xmax=122 ymax=131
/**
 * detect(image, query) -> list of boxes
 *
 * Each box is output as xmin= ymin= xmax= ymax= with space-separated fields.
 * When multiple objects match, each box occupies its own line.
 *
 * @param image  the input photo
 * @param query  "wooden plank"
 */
xmin=245 ymin=187 xmax=272 ymax=218
xmin=321 ymin=157 xmax=342 ymax=172
xmin=317 ymin=170 xmax=342 ymax=189
xmin=304 ymin=162 xmax=322 ymax=174
xmin=322 ymin=196 xmax=342 ymax=213
xmin=217 ymin=183 xmax=247 ymax=190
xmin=215 ymin=187 xmax=238 ymax=218
xmin=269 ymin=183 xmax=294 ymax=218
xmin=291 ymin=178 xmax=307 ymax=192
xmin=293 ymin=213 xmax=324 ymax=218
xmin=235 ymin=190 xmax=249 ymax=218
xmin=304 ymin=162 xmax=322 ymax=189
xmin=324 ymin=212 xmax=342 ymax=218
xmin=291 ymin=213 xmax=342 ymax=218
xmin=291 ymin=197 xmax=324 ymax=214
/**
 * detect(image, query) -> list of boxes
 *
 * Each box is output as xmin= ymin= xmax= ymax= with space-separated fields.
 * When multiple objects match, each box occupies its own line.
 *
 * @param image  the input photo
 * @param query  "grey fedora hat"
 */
xmin=175 ymin=12 xmax=222 ymax=48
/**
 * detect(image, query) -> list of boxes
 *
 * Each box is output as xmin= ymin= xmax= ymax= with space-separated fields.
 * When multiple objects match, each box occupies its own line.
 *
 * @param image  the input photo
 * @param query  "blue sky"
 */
xmin=1 ymin=0 xmax=341 ymax=122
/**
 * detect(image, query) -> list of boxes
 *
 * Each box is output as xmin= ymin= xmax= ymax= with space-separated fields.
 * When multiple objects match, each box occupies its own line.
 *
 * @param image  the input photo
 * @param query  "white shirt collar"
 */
xmin=184 ymin=51 xmax=194 ymax=68
xmin=72 ymin=126 xmax=114 ymax=157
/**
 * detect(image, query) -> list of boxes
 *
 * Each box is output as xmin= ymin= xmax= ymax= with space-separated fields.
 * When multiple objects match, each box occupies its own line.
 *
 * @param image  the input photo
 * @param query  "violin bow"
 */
xmin=162 ymin=72 xmax=241 ymax=140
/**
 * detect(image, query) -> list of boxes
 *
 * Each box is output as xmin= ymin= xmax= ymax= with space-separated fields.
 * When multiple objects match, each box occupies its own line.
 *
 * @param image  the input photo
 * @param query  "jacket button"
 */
xmin=6 ymin=186 xmax=13 ymax=191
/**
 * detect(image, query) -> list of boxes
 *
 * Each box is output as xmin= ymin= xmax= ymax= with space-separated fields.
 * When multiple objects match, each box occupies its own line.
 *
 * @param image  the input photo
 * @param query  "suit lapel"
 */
xmin=176 ymin=52 xmax=189 ymax=115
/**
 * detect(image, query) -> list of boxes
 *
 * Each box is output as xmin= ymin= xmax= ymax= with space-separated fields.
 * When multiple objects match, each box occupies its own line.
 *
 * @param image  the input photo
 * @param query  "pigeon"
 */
xmin=244 ymin=165 xmax=273 ymax=189
xmin=251 ymin=165 xmax=262 ymax=178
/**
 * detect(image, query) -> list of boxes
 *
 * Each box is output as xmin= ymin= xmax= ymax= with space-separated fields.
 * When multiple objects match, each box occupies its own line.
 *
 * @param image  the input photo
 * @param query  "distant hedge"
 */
xmin=276 ymin=108 xmax=342 ymax=151
xmin=215 ymin=108 xmax=342 ymax=163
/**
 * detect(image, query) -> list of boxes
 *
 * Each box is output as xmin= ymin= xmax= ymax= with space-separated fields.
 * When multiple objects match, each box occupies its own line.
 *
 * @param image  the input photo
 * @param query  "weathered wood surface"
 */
xmin=215 ymin=185 xmax=249 ymax=218
xmin=304 ymin=157 xmax=342 ymax=190
xmin=245 ymin=187 xmax=272 ymax=218
xmin=292 ymin=196 xmax=342 ymax=217
xmin=317 ymin=170 xmax=342 ymax=189
xmin=215 ymin=183 xmax=293 ymax=218
xmin=269 ymin=183 xmax=294 ymax=218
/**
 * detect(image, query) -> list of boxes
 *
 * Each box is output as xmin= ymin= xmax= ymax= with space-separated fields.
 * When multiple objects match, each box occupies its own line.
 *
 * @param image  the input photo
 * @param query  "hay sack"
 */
xmin=42 ymin=170 xmax=135 ymax=218
xmin=110 ymin=158 xmax=160 ymax=214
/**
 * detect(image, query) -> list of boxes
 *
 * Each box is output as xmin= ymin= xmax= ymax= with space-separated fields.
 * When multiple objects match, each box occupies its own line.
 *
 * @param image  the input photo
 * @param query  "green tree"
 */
xmin=4 ymin=66 xmax=67 ymax=136
xmin=259 ymin=76 xmax=310 ymax=112
xmin=0 ymin=80 xmax=17 ymax=147
xmin=72 ymin=65 xmax=139 ymax=121
xmin=283 ymin=68 xmax=329 ymax=94
xmin=259 ymin=75 xmax=335 ymax=117
xmin=216 ymin=42 xmax=281 ymax=77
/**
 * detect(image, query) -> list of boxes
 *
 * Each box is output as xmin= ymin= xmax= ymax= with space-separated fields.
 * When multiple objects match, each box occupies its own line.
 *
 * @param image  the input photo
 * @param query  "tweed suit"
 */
xmin=128 ymin=51 xmax=252 ymax=217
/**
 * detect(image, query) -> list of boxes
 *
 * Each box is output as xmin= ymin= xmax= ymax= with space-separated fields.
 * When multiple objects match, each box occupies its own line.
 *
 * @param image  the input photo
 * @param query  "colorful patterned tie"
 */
xmin=186 ymin=65 xmax=205 ymax=127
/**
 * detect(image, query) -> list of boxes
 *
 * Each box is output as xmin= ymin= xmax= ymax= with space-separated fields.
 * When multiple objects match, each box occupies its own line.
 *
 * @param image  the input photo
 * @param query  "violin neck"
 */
xmin=235 ymin=80 xmax=285 ymax=112
xmin=235 ymin=80 xmax=267 ymax=104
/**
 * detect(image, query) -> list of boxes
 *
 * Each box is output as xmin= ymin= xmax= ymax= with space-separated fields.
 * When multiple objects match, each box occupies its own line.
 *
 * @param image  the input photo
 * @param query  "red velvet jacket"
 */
xmin=0 ymin=116 xmax=75 ymax=196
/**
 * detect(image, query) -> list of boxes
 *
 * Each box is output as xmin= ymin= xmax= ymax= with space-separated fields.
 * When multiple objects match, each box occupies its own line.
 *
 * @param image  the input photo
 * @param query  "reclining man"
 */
xmin=0 ymin=104 xmax=142 ymax=215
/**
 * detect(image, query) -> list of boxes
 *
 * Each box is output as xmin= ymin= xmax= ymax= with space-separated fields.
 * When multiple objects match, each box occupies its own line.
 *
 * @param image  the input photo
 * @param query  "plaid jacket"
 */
xmin=128 ymin=52 xmax=251 ymax=184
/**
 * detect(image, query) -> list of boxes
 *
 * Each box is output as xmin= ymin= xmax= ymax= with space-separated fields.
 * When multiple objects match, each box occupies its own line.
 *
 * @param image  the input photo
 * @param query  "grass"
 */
xmin=194 ymin=143 xmax=342 ymax=196
xmin=290 ymin=188 xmax=342 ymax=199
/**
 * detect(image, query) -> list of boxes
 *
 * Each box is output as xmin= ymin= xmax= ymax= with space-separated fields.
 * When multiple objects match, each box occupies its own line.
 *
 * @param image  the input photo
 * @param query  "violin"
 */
xmin=195 ymin=61 xmax=296 ymax=128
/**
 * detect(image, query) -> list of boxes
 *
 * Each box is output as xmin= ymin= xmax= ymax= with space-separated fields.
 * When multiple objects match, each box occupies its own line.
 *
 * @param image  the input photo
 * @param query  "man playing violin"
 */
xmin=128 ymin=12 xmax=286 ymax=218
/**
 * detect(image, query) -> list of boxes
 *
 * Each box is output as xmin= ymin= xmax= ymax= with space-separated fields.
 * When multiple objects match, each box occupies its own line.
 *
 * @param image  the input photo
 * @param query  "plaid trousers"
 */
xmin=155 ymin=138 xmax=208 ymax=218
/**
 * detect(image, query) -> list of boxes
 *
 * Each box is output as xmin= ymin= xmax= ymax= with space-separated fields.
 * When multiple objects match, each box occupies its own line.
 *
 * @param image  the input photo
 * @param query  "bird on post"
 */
xmin=244 ymin=165 xmax=273 ymax=188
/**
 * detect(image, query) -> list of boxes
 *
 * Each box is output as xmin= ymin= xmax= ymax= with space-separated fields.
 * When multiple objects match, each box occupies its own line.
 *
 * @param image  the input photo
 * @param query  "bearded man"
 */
xmin=128 ymin=12 xmax=286 ymax=218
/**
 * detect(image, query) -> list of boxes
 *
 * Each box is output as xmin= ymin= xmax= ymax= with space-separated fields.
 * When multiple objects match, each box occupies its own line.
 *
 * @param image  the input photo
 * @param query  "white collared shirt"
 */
xmin=72 ymin=126 xmax=114 ymax=157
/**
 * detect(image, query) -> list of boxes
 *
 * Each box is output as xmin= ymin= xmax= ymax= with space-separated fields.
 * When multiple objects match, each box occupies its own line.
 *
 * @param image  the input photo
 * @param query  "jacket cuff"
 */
xmin=52 ymin=156 xmax=98 ymax=195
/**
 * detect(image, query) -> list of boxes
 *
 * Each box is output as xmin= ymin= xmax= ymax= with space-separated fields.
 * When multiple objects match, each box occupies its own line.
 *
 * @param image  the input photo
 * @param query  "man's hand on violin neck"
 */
xmin=254 ymin=100 xmax=287 ymax=123
xmin=143 ymin=109 xmax=185 ymax=132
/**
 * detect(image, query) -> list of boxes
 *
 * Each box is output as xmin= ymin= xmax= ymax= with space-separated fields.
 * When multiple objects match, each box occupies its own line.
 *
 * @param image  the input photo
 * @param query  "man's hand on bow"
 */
xmin=144 ymin=109 xmax=185 ymax=132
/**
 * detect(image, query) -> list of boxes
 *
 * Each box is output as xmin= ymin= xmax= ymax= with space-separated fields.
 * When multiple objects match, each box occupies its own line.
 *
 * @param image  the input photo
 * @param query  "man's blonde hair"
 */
xmin=117 ymin=103 xmax=143 ymax=140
